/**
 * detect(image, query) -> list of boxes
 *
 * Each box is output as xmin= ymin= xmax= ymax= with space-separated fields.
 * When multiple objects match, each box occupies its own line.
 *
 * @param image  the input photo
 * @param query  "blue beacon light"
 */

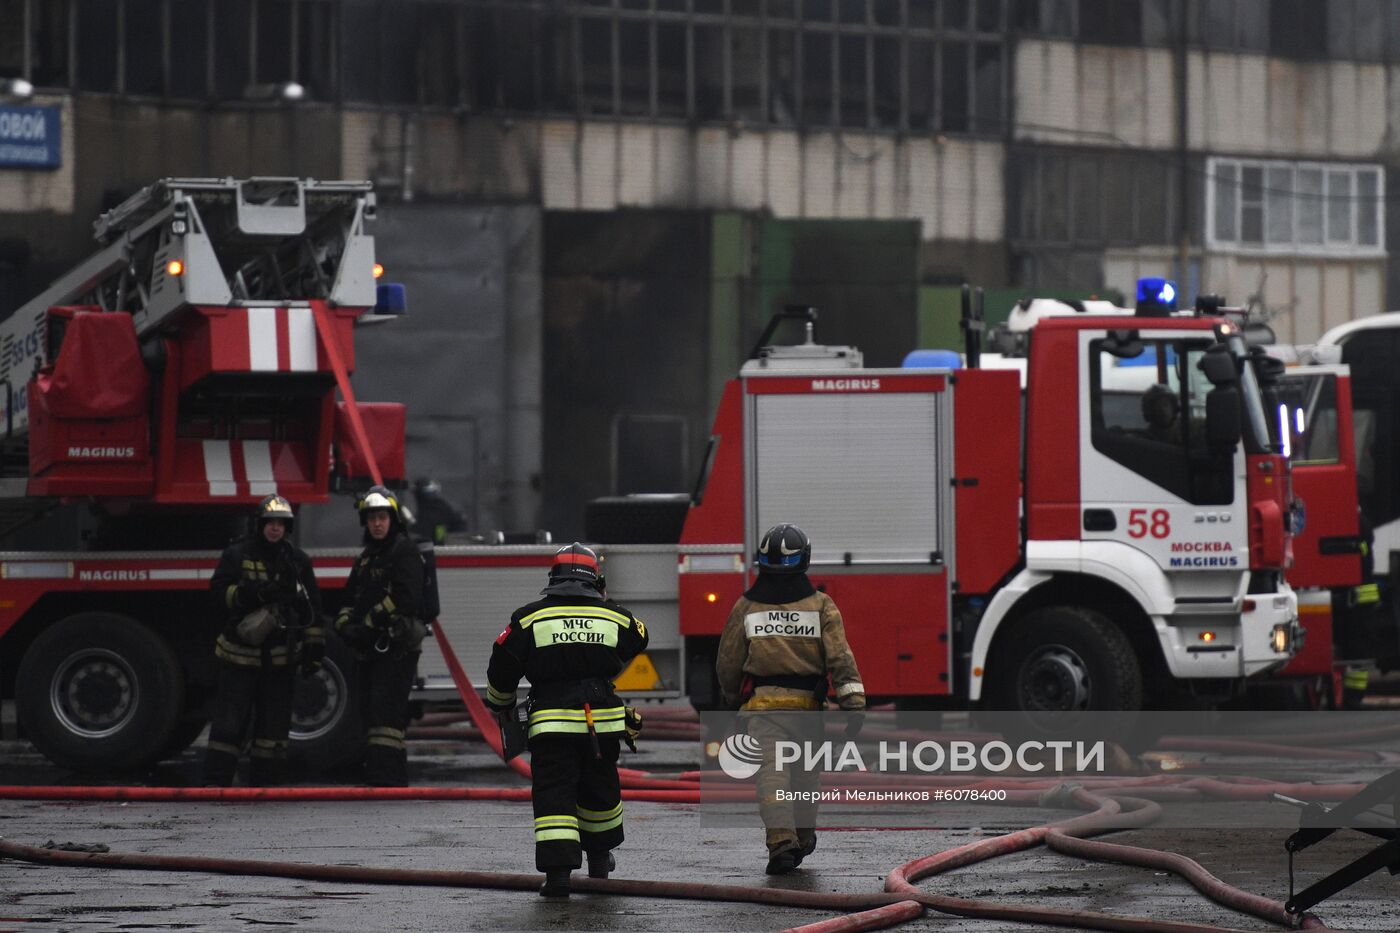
xmin=1135 ymin=277 xmax=1178 ymax=317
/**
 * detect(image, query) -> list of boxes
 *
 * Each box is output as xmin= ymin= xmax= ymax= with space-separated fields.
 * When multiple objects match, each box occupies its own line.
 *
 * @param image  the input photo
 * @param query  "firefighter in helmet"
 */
xmin=334 ymin=485 xmax=429 ymax=786
xmin=484 ymin=543 xmax=649 ymax=898
xmin=205 ymin=494 xmax=323 ymax=786
xmin=716 ymin=522 xmax=866 ymax=875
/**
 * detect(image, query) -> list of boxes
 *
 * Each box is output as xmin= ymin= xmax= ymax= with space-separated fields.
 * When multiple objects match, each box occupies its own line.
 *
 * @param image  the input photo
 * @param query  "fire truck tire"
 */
xmin=584 ymin=495 xmax=690 ymax=544
xmin=988 ymin=606 xmax=1144 ymax=714
xmin=161 ymin=716 xmax=210 ymax=758
xmin=15 ymin=613 xmax=185 ymax=773
xmin=289 ymin=634 xmax=365 ymax=771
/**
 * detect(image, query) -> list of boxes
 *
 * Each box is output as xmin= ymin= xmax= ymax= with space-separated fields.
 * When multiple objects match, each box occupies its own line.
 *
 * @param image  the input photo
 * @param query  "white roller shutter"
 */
xmin=751 ymin=392 xmax=943 ymax=564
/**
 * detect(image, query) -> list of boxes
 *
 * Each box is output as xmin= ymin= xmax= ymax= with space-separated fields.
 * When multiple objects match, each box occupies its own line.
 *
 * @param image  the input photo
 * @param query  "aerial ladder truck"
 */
xmin=0 ymin=177 xmax=405 ymax=773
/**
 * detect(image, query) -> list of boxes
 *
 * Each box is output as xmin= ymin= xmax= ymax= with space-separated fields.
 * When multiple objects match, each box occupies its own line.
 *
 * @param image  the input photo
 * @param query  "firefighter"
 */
xmin=1335 ymin=511 xmax=1383 ymax=709
xmin=334 ymin=485 xmax=429 ymax=786
xmin=1141 ymin=383 xmax=1181 ymax=444
xmin=485 ymin=543 xmax=649 ymax=898
xmin=205 ymin=494 xmax=323 ymax=787
xmin=716 ymin=522 xmax=866 ymax=876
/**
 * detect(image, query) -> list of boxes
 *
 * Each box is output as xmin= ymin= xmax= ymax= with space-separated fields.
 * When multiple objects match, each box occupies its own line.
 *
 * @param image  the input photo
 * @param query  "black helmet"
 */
xmin=357 ymin=484 xmax=400 ymax=527
xmin=549 ymin=542 xmax=603 ymax=588
xmin=255 ymin=494 xmax=295 ymax=533
xmin=755 ymin=522 xmax=810 ymax=574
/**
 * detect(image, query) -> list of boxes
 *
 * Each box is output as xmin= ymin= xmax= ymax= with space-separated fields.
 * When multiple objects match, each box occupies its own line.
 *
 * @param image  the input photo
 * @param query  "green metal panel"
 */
xmin=751 ymin=219 xmax=920 ymax=369
xmin=708 ymin=213 xmax=749 ymax=416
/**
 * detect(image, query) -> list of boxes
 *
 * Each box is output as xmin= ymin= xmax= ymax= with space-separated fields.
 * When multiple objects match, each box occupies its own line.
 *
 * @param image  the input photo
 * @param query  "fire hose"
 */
xmin=0 ymin=787 xmax=1335 ymax=933
xmin=0 ymin=623 xmax=1379 ymax=930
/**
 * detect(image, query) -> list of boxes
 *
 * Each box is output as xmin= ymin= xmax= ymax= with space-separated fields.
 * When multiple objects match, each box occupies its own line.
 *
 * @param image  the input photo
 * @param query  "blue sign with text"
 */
xmin=0 ymin=105 xmax=61 ymax=169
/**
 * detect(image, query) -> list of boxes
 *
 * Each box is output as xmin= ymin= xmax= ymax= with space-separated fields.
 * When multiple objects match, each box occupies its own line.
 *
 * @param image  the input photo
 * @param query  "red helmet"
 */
xmin=549 ymin=542 xmax=602 ymax=587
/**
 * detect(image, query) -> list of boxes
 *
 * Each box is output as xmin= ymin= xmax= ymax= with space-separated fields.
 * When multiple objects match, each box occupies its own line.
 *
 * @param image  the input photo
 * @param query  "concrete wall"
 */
xmin=1014 ymin=39 xmax=1396 ymax=341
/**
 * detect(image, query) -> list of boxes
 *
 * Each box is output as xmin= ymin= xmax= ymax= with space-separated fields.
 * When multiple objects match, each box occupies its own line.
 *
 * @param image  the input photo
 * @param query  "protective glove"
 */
xmin=842 ymin=710 xmax=865 ymax=740
xmin=300 ymin=639 xmax=325 ymax=675
xmin=623 ymin=706 xmax=643 ymax=753
xmin=336 ymin=609 xmax=374 ymax=652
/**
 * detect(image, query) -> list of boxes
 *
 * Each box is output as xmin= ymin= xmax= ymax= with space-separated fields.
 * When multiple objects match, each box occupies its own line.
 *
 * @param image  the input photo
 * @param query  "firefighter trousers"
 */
xmin=205 ymin=655 xmax=295 ymax=787
xmin=359 ymin=650 xmax=420 ymax=786
xmin=747 ymin=711 xmax=823 ymax=855
xmin=528 ymin=732 xmax=623 ymax=871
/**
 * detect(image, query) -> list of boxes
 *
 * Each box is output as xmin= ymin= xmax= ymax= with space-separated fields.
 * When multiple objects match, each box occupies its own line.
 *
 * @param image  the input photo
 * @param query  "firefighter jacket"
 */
xmin=337 ymin=529 xmax=427 ymax=656
xmin=485 ymin=590 xmax=649 ymax=739
xmin=716 ymin=584 xmax=866 ymax=712
xmin=211 ymin=536 xmax=323 ymax=669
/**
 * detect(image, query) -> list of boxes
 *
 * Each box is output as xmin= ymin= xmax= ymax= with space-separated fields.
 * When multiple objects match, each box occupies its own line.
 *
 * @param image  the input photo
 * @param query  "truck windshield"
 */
xmin=1089 ymin=337 xmax=1234 ymax=505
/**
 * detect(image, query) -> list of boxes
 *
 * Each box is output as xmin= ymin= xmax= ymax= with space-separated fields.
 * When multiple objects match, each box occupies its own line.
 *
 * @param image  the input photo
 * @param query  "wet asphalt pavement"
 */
xmin=2 ymin=717 xmax=1399 ymax=932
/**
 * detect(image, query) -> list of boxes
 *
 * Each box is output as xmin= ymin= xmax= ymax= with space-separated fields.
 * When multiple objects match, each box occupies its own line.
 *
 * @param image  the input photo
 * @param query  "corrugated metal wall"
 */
xmin=299 ymin=203 xmax=542 ymax=547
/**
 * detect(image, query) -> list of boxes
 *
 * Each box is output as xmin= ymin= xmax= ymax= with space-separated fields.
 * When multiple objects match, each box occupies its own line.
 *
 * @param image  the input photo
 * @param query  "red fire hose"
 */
xmin=0 ymin=624 xmax=1376 ymax=930
xmin=0 ymin=787 xmax=1334 ymax=933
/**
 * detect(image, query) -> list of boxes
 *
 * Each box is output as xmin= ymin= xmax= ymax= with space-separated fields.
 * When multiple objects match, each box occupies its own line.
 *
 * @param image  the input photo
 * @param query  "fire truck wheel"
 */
xmin=289 ymin=633 xmax=365 ymax=771
xmin=989 ymin=606 xmax=1144 ymax=714
xmin=161 ymin=715 xmax=210 ymax=758
xmin=15 ymin=612 xmax=185 ymax=773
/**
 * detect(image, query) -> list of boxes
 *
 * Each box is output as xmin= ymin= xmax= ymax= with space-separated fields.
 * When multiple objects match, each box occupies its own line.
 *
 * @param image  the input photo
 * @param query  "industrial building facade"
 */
xmin=0 ymin=0 xmax=1396 ymax=536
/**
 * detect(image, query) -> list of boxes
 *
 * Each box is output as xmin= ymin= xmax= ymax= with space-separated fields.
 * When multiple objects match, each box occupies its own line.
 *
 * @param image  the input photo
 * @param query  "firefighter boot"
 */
xmin=794 ymin=830 xmax=817 ymax=867
xmin=766 ymin=844 xmax=801 ymax=876
xmin=587 ymin=850 xmax=615 ymax=879
xmin=765 ymin=828 xmax=802 ymax=875
xmin=1343 ymin=668 xmax=1369 ymax=710
xmin=539 ymin=868 xmax=572 ymax=898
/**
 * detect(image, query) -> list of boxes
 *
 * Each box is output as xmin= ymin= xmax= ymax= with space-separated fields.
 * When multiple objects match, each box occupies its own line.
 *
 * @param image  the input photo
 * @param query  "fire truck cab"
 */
xmin=678 ymin=287 xmax=1302 ymax=713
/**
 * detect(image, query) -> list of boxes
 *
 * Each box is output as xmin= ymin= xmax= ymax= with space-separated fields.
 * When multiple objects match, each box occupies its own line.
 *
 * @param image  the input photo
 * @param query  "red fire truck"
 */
xmin=1259 ymin=315 xmax=1400 ymax=698
xmin=672 ymin=294 xmax=1302 ymax=714
xmin=0 ymin=177 xmax=406 ymax=773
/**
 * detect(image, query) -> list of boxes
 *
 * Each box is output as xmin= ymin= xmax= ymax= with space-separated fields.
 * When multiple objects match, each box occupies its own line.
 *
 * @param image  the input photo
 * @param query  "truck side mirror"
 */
xmin=1198 ymin=345 xmax=1237 ymax=386
xmin=1205 ymin=387 xmax=1242 ymax=453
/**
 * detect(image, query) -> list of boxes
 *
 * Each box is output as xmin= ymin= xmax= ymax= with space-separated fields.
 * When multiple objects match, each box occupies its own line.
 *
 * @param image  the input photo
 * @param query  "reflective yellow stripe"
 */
xmin=577 ymin=802 xmax=623 ymax=832
xmin=579 ymin=814 xmax=622 ymax=832
xmin=486 ymin=684 xmax=517 ymax=705
xmin=225 ymin=586 xmax=241 ymax=609
xmin=526 ymin=706 xmax=627 ymax=734
xmin=215 ymin=639 xmax=263 ymax=666
xmin=577 ymin=802 xmax=622 ymax=820
xmin=369 ymin=726 xmax=405 ymax=739
xmin=206 ymin=740 xmax=241 ymax=756
xmin=368 ymin=735 xmax=405 ymax=749
xmin=1345 ymin=670 xmax=1370 ymax=690
xmin=529 ymin=719 xmax=627 ymax=738
xmin=1355 ymin=583 xmax=1381 ymax=605
xmin=529 ymin=707 xmax=625 ymax=724
xmin=533 ymin=814 xmax=580 ymax=841
xmin=520 ymin=606 xmax=632 ymax=629
xmin=535 ymin=827 xmax=581 ymax=842
xmin=531 ymin=616 xmax=621 ymax=648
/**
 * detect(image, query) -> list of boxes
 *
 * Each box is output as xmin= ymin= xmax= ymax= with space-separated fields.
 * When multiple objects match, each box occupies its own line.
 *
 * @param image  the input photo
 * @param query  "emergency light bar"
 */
xmin=1136 ymin=277 xmax=1178 ymax=317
